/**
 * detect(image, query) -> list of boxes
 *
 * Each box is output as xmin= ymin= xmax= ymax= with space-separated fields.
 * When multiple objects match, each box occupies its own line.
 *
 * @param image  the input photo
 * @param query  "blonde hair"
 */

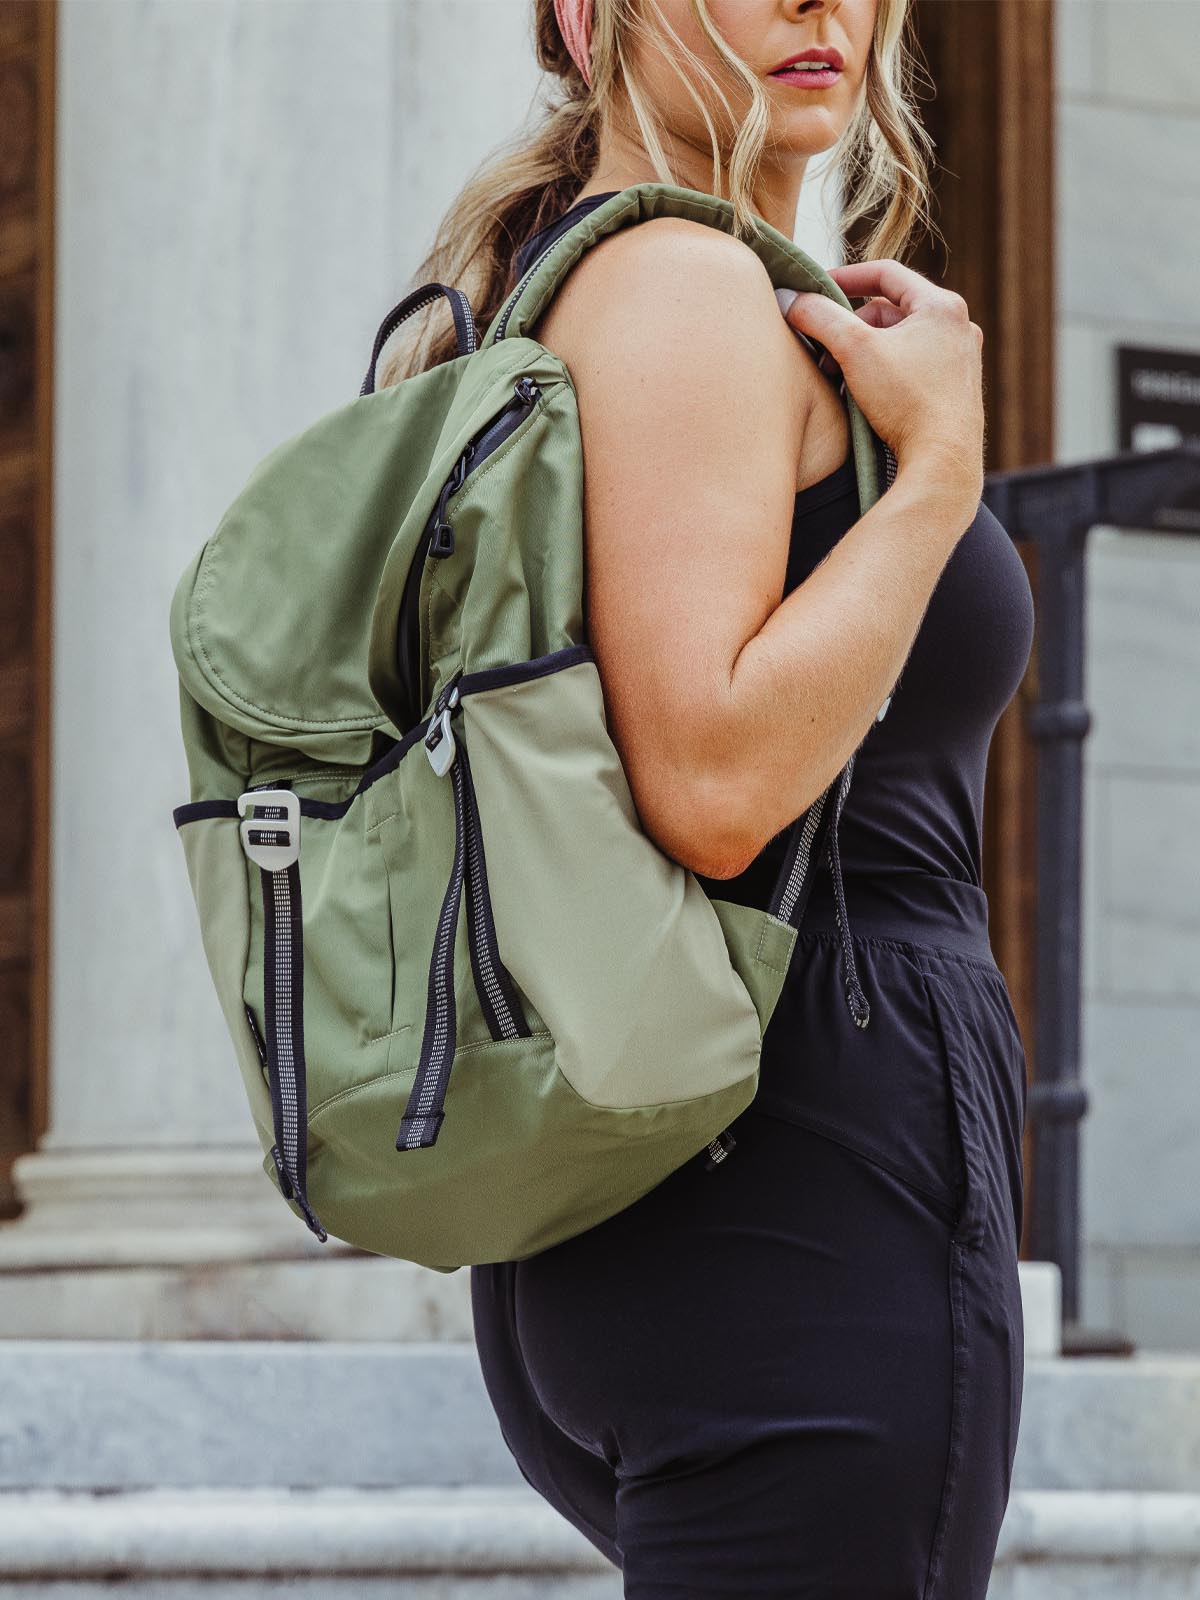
xmin=378 ymin=0 xmax=935 ymax=387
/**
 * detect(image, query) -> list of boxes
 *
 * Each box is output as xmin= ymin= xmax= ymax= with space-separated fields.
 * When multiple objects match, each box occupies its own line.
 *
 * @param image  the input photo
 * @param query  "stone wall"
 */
xmin=1056 ymin=0 xmax=1200 ymax=1349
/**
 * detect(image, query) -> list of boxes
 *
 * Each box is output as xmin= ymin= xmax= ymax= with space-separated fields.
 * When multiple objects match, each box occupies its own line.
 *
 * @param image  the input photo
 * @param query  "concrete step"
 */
xmin=0 ymin=1246 xmax=1061 ymax=1350
xmin=2 ymin=1341 xmax=1196 ymax=1494
xmin=0 ymin=1486 xmax=624 ymax=1598
xmin=0 ymin=1486 xmax=1197 ymax=1599
xmin=3 ymin=1342 xmax=1198 ymax=1597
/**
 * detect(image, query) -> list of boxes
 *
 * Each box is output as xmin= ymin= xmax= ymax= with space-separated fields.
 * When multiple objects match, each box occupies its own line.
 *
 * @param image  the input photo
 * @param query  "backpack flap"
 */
xmin=170 ymin=355 xmax=492 ymax=769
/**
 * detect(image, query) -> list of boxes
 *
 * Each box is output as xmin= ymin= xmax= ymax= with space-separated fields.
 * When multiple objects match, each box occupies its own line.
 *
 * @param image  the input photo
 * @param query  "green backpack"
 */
xmin=169 ymin=181 xmax=884 ymax=1272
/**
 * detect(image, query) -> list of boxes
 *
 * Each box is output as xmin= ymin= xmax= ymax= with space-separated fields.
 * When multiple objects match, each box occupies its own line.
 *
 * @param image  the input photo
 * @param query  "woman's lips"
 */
xmin=770 ymin=65 xmax=842 ymax=88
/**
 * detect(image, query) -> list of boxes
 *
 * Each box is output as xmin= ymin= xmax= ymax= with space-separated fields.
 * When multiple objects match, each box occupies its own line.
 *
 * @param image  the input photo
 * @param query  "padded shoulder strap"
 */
xmin=480 ymin=180 xmax=882 ymax=514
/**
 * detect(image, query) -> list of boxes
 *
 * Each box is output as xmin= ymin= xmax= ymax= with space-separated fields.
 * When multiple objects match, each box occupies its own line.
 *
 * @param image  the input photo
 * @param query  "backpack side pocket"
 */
xmin=175 ymin=806 xmax=277 ymax=1156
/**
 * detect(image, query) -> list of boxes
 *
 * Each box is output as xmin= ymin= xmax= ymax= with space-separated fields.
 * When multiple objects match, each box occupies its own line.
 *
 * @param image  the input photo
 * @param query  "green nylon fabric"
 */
xmin=169 ymin=180 xmax=881 ymax=1269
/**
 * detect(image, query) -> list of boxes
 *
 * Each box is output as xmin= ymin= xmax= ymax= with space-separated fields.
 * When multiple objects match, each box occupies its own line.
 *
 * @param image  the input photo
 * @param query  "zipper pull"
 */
xmin=430 ymin=445 xmax=475 ymax=559
xmin=434 ymin=666 xmax=465 ymax=715
xmin=425 ymin=667 xmax=465 ymax=776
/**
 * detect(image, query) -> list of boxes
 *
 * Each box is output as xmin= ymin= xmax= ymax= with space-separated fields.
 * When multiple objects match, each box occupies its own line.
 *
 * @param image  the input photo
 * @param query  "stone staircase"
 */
xmin=1 ymin=1336 xmax=1198 ymax=1597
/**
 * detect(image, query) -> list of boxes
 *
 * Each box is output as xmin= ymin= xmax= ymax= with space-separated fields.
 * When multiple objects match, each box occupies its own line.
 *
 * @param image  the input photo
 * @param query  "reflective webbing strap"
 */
xmin=768 ymin=779 xmax=837 ymax=930
xmin=767 ymin=756 xmax=871 ymax=1028
xmin=826 ymin=753 xmax=871 ymax=1029
xmin=398 ymin=713 xmax=533 ymax=1153
xmin=243 ymin=795 xmax=328 ymax=1242
xmin=396 ymin=754 xmax=469 ymax=1151
xmin=459 ymin=741 xmax=531 ymax=1043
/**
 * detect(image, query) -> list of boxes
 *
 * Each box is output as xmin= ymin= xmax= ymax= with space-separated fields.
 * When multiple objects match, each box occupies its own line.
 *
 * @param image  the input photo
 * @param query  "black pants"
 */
xmin=470 ymin=873 xmax=1027 ymax=1598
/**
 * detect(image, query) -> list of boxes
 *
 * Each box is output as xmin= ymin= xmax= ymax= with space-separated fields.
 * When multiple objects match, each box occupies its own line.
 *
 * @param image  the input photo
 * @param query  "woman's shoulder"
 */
xmin=534 ymin=216 xmax=826 ymax=438
xmin=535 ymin=217 xmax=779 ymax=355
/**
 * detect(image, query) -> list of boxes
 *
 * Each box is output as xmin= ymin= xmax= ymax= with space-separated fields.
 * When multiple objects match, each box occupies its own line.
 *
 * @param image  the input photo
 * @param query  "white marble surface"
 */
xmin=1083 ymin=1002 xmax=1200 ymax=1247
xmin=1 ymin=1342 xmax=1198 ymax=1593
xmin=1054 ymin=0 xmax=1101 ymax=101
xmin=1057 ymin=0 xmax=1200 ymax=1355
xmin=1020 ymin=1261 xmax=1062 ymax=1359
xmin=3 ymin=1343 xmax=1195 ymax=1494
xmin=48 ymin=0 xmax=550 ymax=1170
xmin=1084 ymin=531 xmax=1200 ymax=775
xmin=1058 ymin=97 xmax=1200 ymax=328
xmin=1084 ymin=1242 xmax=1200 ymax=1357
xmin=1090 ymin=0 xmax=1200 ymax=111
xmin=0 ymin=1253 xmax=476 ymax=1343
xmin=0 ymin=1485 xmax=1197 ymax=1597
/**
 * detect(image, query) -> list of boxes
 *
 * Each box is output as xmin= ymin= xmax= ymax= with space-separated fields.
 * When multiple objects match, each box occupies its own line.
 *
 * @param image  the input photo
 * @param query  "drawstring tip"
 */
xmin=844 ymin=980 xmax=871 ymax=1029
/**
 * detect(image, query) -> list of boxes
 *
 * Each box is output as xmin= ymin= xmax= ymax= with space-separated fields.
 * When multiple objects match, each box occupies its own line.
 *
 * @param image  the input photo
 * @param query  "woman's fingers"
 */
xmin=778 ymin=254 xmax=984 ymax=513
xmin=827 ymin=258 xmax=957 ymax=318
xmin=854 ymin=297 xmax=905 ymax=329
xmin=782 ymin=291 xmax=872 ymax=361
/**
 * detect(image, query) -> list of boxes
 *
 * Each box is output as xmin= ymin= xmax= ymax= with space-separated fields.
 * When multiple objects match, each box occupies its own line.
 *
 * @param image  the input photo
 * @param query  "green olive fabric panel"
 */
xmin=366 ymin=346 xmax=577 ymax=730
xmin=706 ymin=895 xmax=798 ymax=1033
xmin=171 ymin=346 xmax=556 ymax=759
xmin=460 ymin=660 xmax=765 ymax=1111
xmin=303 ymin=1031 xmax=750 ymax=1271
xmin=178 ymin=817 xmax=275 ymax=1154
xmin=422 ymin=356 xmax=587 ymax=684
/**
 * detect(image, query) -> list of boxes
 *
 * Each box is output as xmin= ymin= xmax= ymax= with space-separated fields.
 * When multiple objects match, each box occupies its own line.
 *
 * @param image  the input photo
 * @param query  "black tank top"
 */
xmin=513 ymin=192 xmax=1036 ymax=1008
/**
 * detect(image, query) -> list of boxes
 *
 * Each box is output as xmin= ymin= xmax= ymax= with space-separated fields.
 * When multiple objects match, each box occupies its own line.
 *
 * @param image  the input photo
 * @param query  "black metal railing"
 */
xmin=982 ymin=443 xmax=1200 ymax=1351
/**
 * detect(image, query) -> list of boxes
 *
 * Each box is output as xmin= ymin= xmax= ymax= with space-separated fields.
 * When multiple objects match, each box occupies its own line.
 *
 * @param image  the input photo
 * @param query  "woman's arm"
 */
xmin=534 ymin=218 xmax=983 ymax=880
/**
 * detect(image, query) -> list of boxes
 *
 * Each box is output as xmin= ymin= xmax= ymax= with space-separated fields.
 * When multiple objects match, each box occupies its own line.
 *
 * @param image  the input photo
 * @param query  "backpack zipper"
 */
xmin=396 ymin=376 xmax=543 ymax=722
xmin=397 ymin=677 xmax=532 ymax=1151
xmin=421 ymin=671 xmax=528 ymax=1042
xmin=494 ymin=257 xmax=545 ymax=343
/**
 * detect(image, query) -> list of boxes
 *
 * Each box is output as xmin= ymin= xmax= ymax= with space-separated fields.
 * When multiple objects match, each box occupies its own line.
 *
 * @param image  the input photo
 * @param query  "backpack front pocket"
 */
xmin=452 ymin=646 xmax=766 ymax=1116
xmin=372 ymin=688 xmax=546 ymax=1151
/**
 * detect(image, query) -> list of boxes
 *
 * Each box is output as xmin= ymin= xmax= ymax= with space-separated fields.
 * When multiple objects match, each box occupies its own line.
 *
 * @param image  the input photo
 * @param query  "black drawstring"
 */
xmin=827 ymin=753 xmax=871 ymax=1029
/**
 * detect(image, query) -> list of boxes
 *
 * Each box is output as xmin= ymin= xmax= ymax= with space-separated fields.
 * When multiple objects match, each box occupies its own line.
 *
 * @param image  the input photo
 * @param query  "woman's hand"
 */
xmin=781 ymin=259 xmax=985 ymax=522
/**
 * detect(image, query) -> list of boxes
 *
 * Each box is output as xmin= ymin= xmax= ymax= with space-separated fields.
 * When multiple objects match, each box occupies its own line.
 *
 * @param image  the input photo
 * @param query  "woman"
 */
xmin=388 ymin=1 xmax=1032 ymax=1594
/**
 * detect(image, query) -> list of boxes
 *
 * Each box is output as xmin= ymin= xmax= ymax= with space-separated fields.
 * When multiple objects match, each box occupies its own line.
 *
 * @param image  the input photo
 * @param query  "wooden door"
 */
xmin=850 ymin=1 xmax=1056 ymax=1258
xmin=0 ymin=0 xmax=53 ymax=1217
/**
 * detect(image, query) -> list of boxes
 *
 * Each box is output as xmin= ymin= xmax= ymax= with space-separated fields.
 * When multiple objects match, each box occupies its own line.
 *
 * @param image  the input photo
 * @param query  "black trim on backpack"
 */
xmin=458 ymin=740 xmax=533 ymax=1046
xmin=250 ymin=805 xmax=327 ymax=1241
xmin=172 ymin=644 xmax=598 ymax=831
xmin=360 ymin=283 xmax=478 ymax=397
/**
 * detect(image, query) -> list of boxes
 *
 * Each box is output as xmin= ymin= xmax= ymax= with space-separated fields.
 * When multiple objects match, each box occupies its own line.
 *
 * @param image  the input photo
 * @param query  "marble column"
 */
xmin=0 ymin=0 xmax=544 ymax=1336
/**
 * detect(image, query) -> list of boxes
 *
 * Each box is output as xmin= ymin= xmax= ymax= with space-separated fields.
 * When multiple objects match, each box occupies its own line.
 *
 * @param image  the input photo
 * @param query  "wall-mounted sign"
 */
xmin=1117 ymin=344 xmax=1200 ymax=452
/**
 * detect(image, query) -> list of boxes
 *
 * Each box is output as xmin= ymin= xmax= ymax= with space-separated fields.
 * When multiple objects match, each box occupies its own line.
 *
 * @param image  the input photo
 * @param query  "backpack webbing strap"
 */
xmin=395 ymin=750 xmax=466 ymax=1151
xmin=767 ymin=750 xmax=872 ymax=1029
xmin=238 ymin=790 xmax=328 ymax=1241
xmin=482 ymin=182 xmax=882 ymax=520
xmin=768 ymin=776 xmax=838 ymax=931
xmin=459 ymin=741 xmax=533 ymax=1045
xmin=397 ymin=703 xmax=532 ymax=1152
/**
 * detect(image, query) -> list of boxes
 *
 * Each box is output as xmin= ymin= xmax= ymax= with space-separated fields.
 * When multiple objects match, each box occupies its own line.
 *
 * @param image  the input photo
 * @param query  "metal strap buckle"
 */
xmin=424 ymin=680 xmax=462 ymax=776
xmin=237 ymin=789 xmax=301 ymax=870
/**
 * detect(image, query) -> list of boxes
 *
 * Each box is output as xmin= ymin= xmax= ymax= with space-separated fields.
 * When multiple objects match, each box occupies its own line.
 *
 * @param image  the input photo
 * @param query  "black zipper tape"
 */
xmin=396 ymin=375 xmax=543 ymax=723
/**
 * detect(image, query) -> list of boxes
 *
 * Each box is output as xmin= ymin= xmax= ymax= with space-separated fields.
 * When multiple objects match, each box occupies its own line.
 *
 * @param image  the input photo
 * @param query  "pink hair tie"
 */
xmin=554 ymin=0 xmax=594 ymax=87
